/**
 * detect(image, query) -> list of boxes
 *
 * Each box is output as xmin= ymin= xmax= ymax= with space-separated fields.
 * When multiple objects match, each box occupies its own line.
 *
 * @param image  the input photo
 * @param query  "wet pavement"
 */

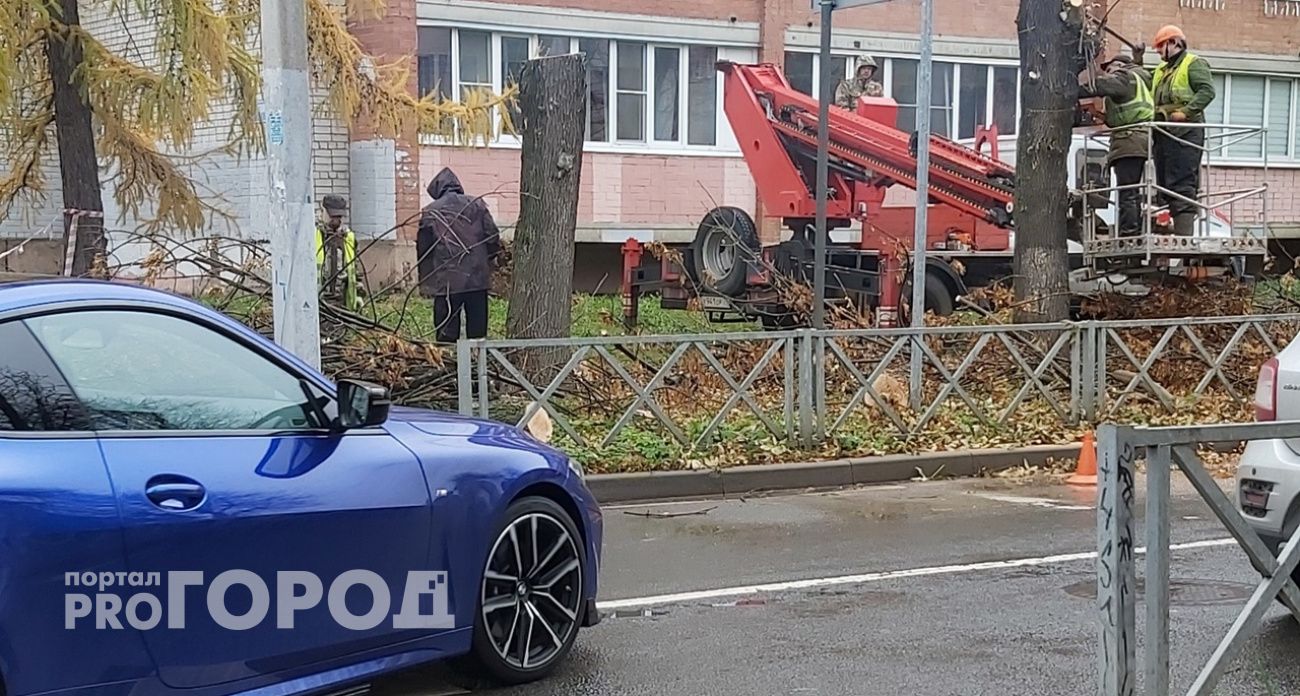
xmin=387 ymin=475 xmax=1300 ymax=695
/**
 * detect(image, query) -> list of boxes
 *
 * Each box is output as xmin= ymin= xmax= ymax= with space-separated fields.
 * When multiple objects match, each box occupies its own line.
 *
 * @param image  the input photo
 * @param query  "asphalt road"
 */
xmin=385 ymin=475 xmax=1300 ymax=696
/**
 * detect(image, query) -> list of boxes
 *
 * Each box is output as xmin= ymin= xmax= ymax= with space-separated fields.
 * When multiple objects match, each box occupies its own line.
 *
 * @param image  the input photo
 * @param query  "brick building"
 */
xmin=3 ymin=0 xmax=1299 ymax=284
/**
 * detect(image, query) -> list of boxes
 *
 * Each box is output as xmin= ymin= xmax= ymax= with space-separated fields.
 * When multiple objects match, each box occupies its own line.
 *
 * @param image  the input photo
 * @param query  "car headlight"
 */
xmin=567 ymin=457 xmax=586 ymax=480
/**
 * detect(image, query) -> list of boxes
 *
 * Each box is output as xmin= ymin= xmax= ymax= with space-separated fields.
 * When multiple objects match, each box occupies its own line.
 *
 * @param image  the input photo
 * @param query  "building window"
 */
xmin=1206 ymin=72 xmax=1300 ymax=164
xmin=785 ymin=51 xmax=1020 ymax=139
xmin=615 ymin=42 xmax=647 ymax=141
xmin=501 ymin=35 xmax=530 ymax=126
xmin=782 ymin=51 xmax=850 ymax=100
xmin=417 ymin=27 xmax=452 ymax=100
xmin=687 ymin=46 xmax=718 ymax=146
xmin=653 ymin=46 xmax=680 ymax=142
xmin=579 ymin=38 xmax=610 ymax=142
xmin=992 ymin=66 xmax=1018 ymax=135
xmin=457 ymin=30 xmax=493 ymax=99
xmin=416 ymin=26 xmax=738 ymax=152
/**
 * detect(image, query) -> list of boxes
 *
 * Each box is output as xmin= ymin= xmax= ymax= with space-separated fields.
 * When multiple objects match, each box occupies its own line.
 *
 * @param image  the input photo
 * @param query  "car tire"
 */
xmin=463 ymin=496 xmax=586 ymax=686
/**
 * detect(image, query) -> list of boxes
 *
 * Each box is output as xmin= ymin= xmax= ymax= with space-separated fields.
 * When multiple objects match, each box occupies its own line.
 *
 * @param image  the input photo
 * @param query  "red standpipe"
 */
xmin=877 ymin=252 xmax=903 ymax=328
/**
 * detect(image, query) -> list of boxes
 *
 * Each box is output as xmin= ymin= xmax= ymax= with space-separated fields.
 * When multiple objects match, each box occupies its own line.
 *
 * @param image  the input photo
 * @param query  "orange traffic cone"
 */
xmin=1068 ymin=431 xmax=1098 ymax=487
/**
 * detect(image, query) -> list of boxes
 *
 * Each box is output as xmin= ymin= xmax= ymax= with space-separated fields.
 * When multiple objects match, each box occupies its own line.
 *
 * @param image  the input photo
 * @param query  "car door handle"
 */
xmin=145 ymin=478 xmax=207 ymax=511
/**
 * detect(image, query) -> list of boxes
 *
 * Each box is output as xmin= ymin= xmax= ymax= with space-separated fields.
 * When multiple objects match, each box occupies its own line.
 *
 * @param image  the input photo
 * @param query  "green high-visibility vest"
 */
xmin=1106 ymin=71 xmax=1154 ymax=128
xmin=315 ymin=226 xmax=360 ymax=310
xmin=1152 ymin=52 xmax=1200 ymax=111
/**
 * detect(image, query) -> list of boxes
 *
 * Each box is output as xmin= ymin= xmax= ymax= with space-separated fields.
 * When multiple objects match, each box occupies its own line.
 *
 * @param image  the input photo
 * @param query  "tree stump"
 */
xmin=506 ymin=53 xmax=586 ymax=377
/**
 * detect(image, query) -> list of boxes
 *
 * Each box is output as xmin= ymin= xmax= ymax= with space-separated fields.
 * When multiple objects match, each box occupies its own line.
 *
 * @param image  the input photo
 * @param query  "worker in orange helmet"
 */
xmin=1150 ymin=24 xmax=1216 ymax=236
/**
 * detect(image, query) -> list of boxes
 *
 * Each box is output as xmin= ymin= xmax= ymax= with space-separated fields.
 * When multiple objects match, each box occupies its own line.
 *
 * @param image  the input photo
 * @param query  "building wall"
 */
xmin=0 ymin=0 xmax=361 ymax=271
xmin=420 ymin=147 xmax=755 ymax=240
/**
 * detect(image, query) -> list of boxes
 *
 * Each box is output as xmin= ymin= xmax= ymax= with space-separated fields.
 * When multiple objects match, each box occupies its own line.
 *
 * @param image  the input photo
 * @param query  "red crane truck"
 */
xmin=619 ymin=61 xmax=1264 ymax=329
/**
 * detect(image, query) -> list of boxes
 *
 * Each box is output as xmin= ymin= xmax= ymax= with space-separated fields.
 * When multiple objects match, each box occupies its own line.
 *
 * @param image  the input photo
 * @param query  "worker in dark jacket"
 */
xmin=1079 ymin=51 xmax=1154 ymax=237
xmin=1151 ymin=25 xmax=1216 ymax=236
xmin=417 ymin=168 xmax=501 ymax=343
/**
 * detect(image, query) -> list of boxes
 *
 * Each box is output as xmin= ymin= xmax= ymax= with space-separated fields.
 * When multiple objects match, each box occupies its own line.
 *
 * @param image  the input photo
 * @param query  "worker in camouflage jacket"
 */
xmin=1079 ymin=50 xmax=1154 ymax=237
xmin=835 ymin=55 xmax=883 ymax=110
xmin=1151 ymin=24 xmax=1216 ymax=236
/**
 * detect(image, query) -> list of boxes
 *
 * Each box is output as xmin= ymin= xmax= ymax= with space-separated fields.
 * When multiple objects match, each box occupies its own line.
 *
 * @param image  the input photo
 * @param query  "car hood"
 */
xmin=387 ymin=405 xmax=524 ymax=438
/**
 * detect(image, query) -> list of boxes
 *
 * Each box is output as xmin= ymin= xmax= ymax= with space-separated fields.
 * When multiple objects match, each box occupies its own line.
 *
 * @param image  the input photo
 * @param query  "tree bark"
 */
xmin=506 ymin=54 xmax=586 ymax=370
xmin=1012 ymin=0 xmax=1083 ymax=322
xmin=44 ymin=0 xmax=106 ymax=277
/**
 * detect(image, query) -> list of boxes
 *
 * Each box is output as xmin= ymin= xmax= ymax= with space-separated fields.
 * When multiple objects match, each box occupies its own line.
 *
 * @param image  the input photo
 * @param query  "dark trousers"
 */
xmin=1153 ymin=128 xmax=1204 ymax=226
xmin=434 ymin=290 xmax=489 ymax=343
xmin=1112 ymin=157 xmax=1146 ymax=236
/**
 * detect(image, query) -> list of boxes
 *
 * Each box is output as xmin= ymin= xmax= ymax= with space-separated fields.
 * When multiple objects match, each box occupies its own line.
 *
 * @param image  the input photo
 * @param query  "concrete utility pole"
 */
xmin=909 ymin=0 xmax=934 ymax=409
xmin=262 ymin=0 xmax=321 ymax=368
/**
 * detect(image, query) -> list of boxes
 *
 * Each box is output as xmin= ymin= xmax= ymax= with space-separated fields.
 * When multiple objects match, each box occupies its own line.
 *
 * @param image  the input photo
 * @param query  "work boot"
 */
xmin=1172 ymin=213 xmax=1195 ymax=237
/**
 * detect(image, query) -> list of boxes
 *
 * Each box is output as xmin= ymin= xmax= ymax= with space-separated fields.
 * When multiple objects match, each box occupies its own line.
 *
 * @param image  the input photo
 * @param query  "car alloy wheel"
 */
xmin=480 ymin=509 xmax=583 ymax=672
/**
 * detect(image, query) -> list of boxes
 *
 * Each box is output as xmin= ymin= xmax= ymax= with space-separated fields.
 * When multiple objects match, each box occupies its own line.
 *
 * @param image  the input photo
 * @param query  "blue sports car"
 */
xmin=0 ymin=280 xmax=602 ymax=696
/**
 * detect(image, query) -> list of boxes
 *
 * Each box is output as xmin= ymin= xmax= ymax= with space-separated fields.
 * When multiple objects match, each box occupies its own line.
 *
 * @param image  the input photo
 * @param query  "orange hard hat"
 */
xmin=1153 ymin=25 xmax=1185 ymax=48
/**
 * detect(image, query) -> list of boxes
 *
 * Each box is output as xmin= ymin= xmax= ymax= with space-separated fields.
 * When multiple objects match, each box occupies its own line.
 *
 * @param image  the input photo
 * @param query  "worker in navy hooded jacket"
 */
xmin=417 ymin=167 xmax=502 ymax=343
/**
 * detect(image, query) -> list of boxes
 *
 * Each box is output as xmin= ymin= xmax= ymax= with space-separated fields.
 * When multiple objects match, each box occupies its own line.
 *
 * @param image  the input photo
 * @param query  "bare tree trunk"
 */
xmin=44 ymin=0 xmax=106 ymax=277
xmin=507 ymin=54 xmax=585 ymax=368
xmin=1012 ymin=0 xmax=1084 ymax=322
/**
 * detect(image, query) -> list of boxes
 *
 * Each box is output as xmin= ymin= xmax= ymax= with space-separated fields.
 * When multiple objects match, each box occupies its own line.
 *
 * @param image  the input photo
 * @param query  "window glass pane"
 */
xmin=653 ymin=47 xmax=680 ymax=141
xmin=617 ymin=41 xmax=645 ymax=91
xmin=1267 ymin=78 xmax=1292 ymax=158
xmin=417 ymin=27 xmax=452 ymax=100
xmin=992 ymin=66 xmax=1018 ymax=135
xmin=1204 ymin=73 xmax=1227 ymax=125
xmin=1295 ymin=80 xmax=1300 ymax=160
xmin=958 ymin=64 xmax=989 ymax=139
xmin=617 ymin=93 xmax=645 ymax=141
xmin=501 ymin=36 xmax=529 ymax=126
xmin=930 ymin=62 xmax=954 ymax=138
xmin=579 ymin=38 xmax=609 ymax=141
xmin=830 ymin=55 xmax=848 ymax=94
xmin=1228 ymin=75 xmax=1265 ymax=159
xmin=459 ymin=30 xmax=492 ymax=86
xmin=0 ymin=320 xmax=90 ymax=431
xmin=538 ymin=35 xmax=570 ymax=57
xmin=616 ymin=42 xmax=646 ymax=141
xmin=688 ymin=45 xmax=718 ymax=146
xmin=891 ymin=58 xmax=918 ymax=132
xmin=785 ymin=52 xmax=814 ymax=96
xmin=27 ymin=311 xmax=323 ymax=432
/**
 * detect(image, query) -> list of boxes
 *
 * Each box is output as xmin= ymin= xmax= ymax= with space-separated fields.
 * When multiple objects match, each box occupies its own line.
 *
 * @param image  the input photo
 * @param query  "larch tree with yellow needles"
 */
xmin=0 ymin=0 xmax=510 ymax=275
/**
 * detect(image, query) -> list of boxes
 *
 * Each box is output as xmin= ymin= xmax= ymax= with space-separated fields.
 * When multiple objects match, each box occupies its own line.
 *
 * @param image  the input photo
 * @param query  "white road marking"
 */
xmin=971 ymin=492 xmax=1092 ymax=511
xmin=597 ymin=538 xmax=1236 ymax=611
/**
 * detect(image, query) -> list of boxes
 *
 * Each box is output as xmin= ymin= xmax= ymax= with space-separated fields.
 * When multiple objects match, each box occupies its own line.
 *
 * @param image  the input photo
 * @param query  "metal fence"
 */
xmin=1097 ymin=420 xmax=1300 ymax=696
xmin=456 ymin=314 xmax=1300 ymax=454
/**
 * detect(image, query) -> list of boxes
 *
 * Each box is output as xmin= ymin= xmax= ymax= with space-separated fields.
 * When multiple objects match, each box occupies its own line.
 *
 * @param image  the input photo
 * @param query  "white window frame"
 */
xmin=417 ymin=25 xmax=743 ymax=157
xmin=1206 ymin=71 xmax=1300 ymax=167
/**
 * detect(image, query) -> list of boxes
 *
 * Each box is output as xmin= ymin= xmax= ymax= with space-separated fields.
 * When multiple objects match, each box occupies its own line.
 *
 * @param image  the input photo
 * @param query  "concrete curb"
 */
xmin=587 ymin=444 xmax=1083 ymax=504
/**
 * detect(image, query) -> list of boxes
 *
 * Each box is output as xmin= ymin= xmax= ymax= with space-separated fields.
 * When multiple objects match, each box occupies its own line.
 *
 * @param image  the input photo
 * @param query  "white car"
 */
xmin=1237 ymin=347 xmax=1300 ymax=550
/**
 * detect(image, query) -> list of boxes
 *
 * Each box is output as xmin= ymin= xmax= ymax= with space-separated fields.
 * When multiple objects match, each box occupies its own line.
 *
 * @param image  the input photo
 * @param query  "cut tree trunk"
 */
xmin=44 ymin=0 xmax=106 ymax=277
xmin=1012 ymin=0 xmax=1084 ymax=323
xmin=506 ymin=54 xmax=586 ymax=374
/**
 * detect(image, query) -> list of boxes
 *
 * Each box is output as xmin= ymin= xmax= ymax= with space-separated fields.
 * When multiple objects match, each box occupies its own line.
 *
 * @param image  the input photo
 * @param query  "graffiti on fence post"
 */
xmin=1097 ymin=423 xmax=1136 ymax=696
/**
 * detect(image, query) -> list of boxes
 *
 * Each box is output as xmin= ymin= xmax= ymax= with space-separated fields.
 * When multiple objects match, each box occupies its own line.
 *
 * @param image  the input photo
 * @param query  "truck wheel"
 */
xmin=688 ymin=207 xmax=760 ymax=297
xmin=902 ymin=270 xmax=956 ymax=319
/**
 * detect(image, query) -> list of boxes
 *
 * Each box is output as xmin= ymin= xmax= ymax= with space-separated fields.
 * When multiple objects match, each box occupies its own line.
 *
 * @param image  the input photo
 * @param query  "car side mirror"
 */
xmin=336 ymin=379 xmax=391 ymax=430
